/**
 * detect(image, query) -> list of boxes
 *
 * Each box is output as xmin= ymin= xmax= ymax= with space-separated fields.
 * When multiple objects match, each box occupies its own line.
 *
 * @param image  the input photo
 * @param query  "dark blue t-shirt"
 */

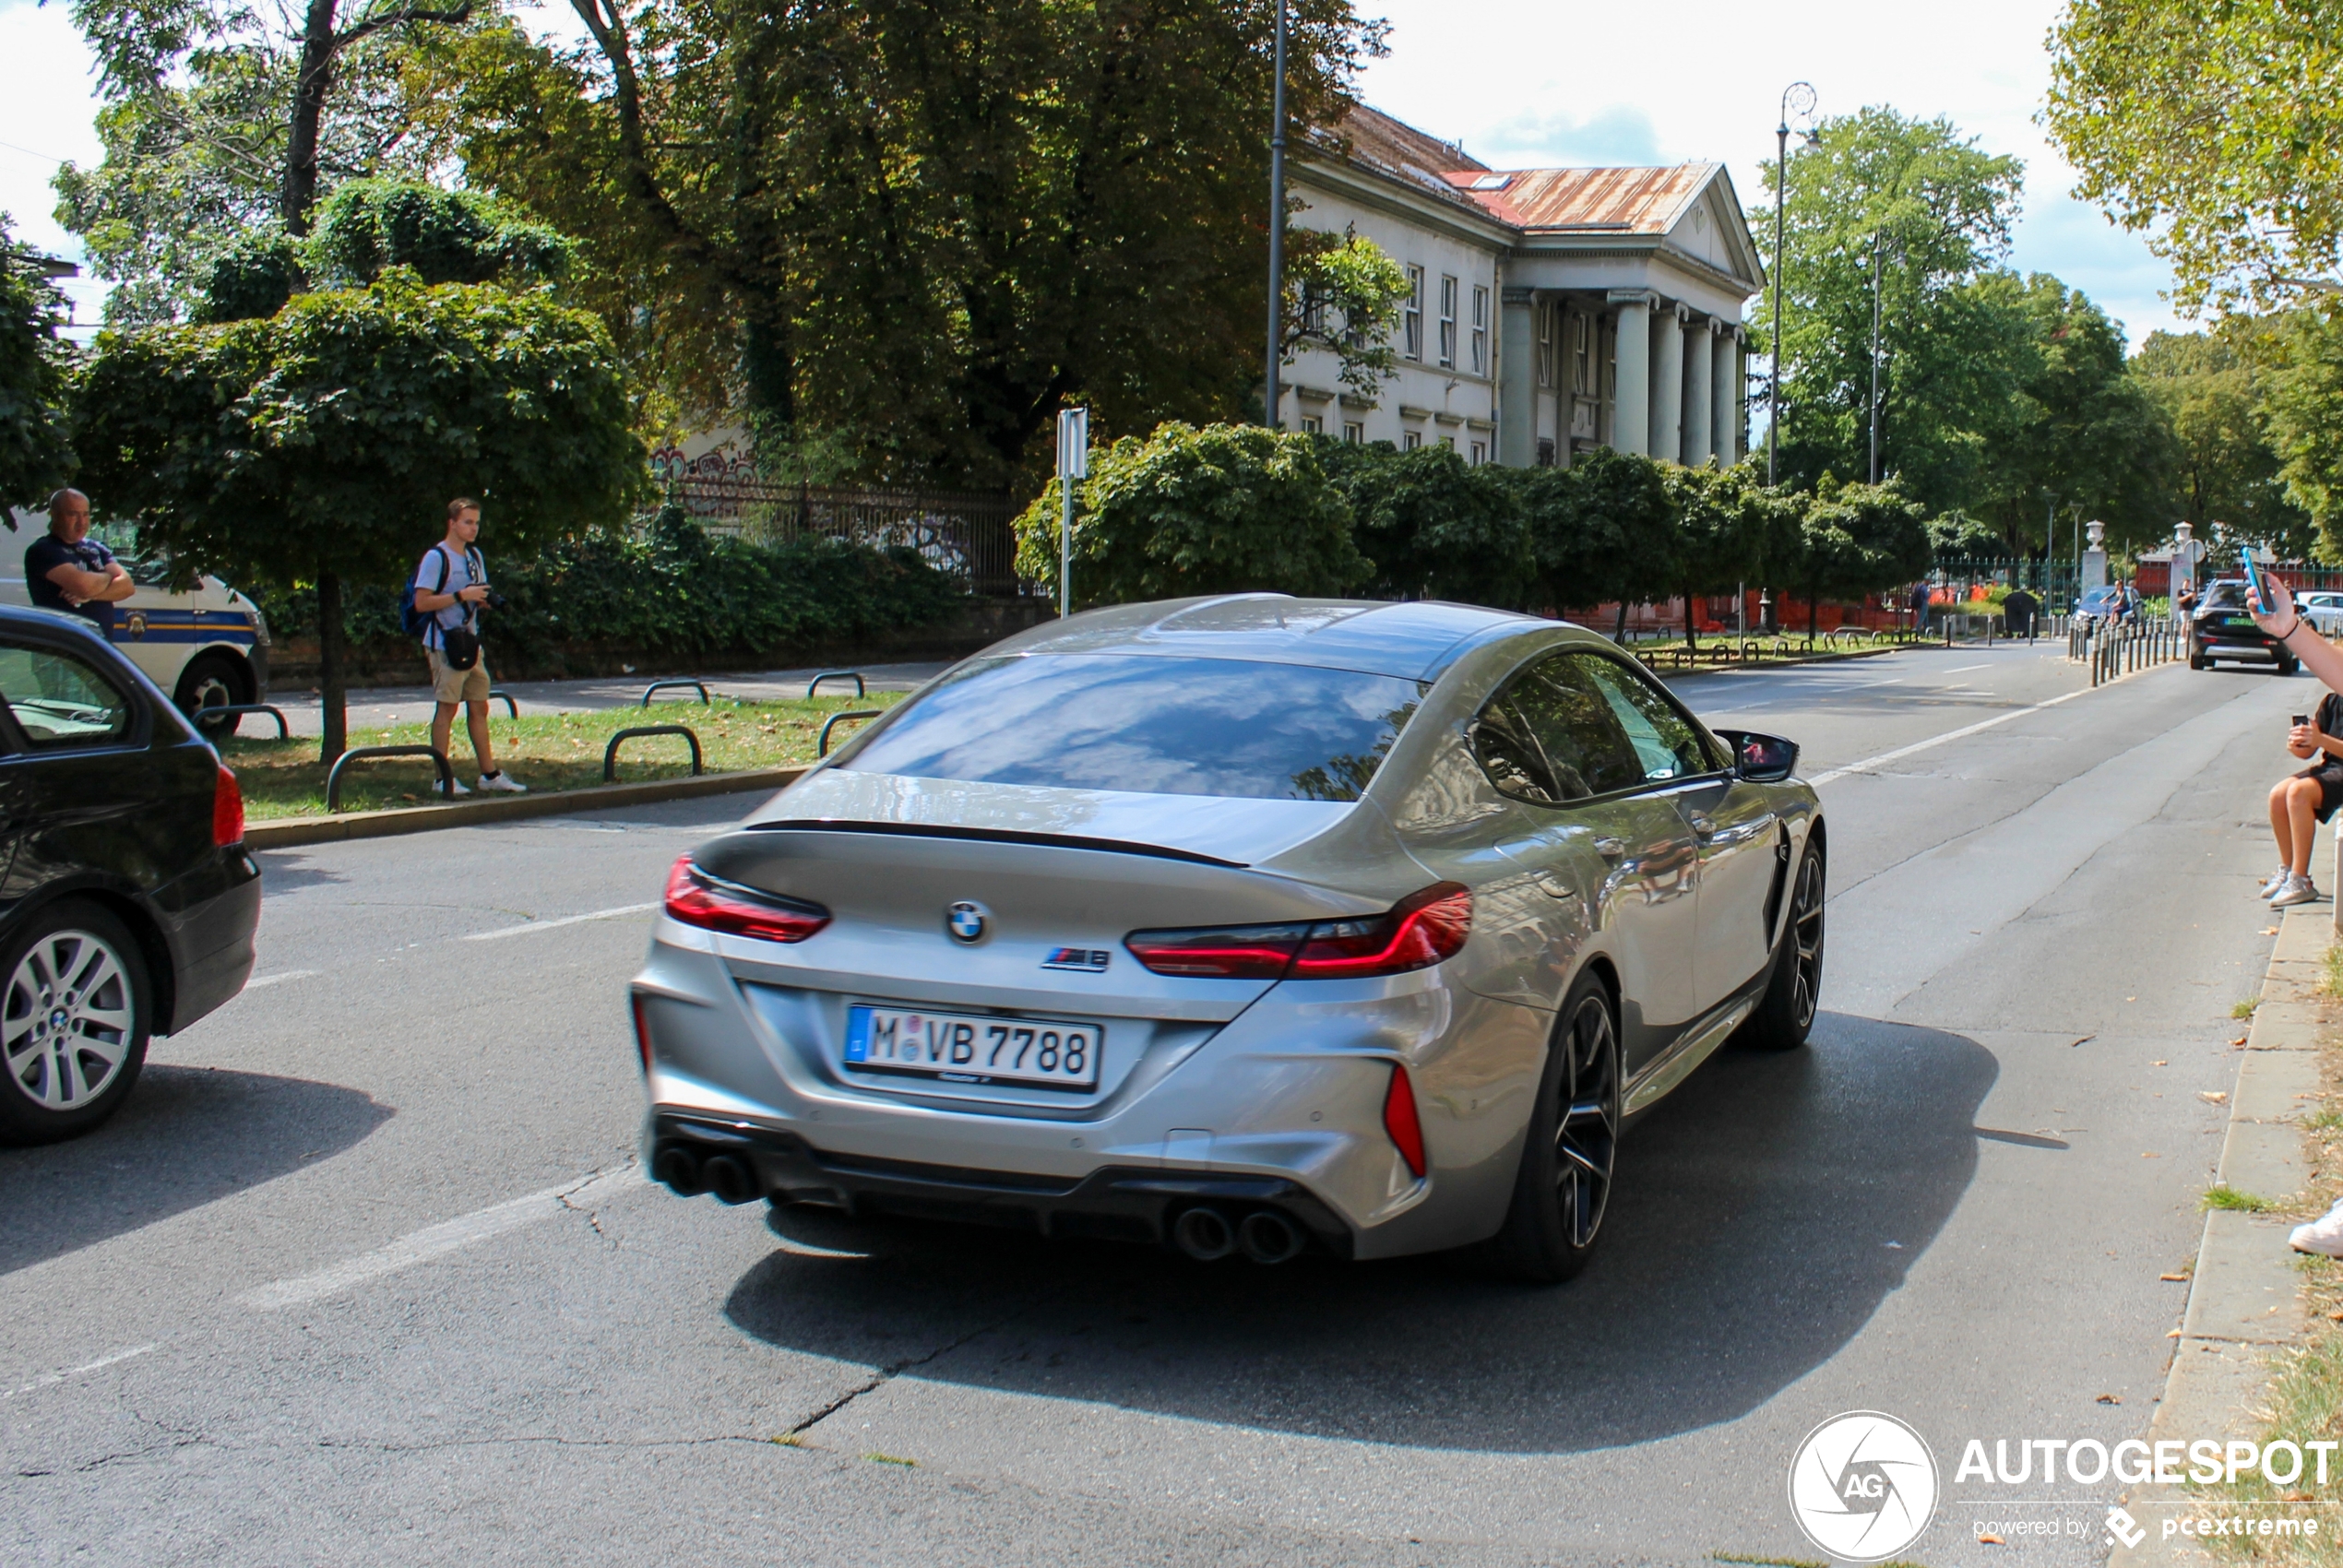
xmin=25 ymin=535 xmax=119 ymax=632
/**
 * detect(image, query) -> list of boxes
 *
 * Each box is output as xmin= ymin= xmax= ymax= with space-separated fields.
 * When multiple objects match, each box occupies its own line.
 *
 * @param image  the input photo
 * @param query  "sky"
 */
xmin=0 ymin=0 xmax=2183 ymax=348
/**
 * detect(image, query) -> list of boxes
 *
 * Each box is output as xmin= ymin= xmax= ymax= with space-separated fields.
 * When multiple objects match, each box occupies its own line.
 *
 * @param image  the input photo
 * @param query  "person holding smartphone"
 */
xmin=2249 ymin=574 xmax=2343 ymax=689
xmin=2266 ymin=691 xmax=2343 ymax=905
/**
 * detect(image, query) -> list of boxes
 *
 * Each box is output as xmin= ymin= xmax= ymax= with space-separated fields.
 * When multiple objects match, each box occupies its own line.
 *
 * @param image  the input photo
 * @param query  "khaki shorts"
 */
xmin=426 ymin=647 xmax=492 ymax=705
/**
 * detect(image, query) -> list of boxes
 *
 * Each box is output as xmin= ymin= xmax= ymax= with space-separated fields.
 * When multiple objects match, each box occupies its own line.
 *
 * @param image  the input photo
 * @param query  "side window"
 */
xmin=0 ymin=644 xmax=133 ymax=749
xmin=1469 ymin=652 xmax=1644 ymax=803
xmin=1571 ymin=655 xmax=1719 ymax=783
xmin=1469 ymin=696 xmax=1560 ymax=804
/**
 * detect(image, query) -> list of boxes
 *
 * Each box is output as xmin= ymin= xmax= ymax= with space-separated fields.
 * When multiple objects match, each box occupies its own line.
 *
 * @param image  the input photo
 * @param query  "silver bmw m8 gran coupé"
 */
xmin=631 ymin=595 xmax=1823 ymax=1280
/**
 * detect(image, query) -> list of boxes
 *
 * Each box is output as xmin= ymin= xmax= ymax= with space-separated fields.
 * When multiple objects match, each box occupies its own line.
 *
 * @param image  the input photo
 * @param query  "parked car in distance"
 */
xmin=633 ymin=595 xmax=1824 ymax=1282
xmin=2298 ymin=591 xmax=2343 ymax=637
xmin=0 ymin=559 xmax=269 ymax=739
xmin=2190 ymin=578 xmax=2298 ymax=674
xmin=0 ymin=605 xmax=260 ymax=1144
xmin=2075 ymin=585 xmax=2123 ymax=627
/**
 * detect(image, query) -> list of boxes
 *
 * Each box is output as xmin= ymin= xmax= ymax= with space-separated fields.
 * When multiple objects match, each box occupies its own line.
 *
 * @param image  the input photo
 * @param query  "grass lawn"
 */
xmin=220 ymin=692 xmax=905 ymax=819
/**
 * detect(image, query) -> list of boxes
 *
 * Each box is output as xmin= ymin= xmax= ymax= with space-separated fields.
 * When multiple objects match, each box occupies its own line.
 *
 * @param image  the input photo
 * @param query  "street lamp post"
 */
xmin=1264 ymin=0 xmax=1289 ymax=431
xmin=1767 ymin=81 xmax=1817 ymax=487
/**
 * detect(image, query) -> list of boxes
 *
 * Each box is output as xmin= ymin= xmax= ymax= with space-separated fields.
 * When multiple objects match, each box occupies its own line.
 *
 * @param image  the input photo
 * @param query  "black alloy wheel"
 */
xmin=1741 ymin=844 xmax=1826 ymax=1051
xmin=1491 ymin=971 xmax=1622 ymax=1283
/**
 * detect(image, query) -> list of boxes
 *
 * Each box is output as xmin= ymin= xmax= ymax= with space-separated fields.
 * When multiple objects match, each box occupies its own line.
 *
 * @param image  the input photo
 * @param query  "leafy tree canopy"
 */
xmin=2047 ymin=0 xmax=2343 ymax=314
xmin=1012 ymin=422 xmax=1368 ymax=607
xmin=1510 ymin=445 xmax=1677 ymax=617
xmin=2131 ymin=325 xmax=2312 ymax=555
xmin=2242 ymin=304 xmax=2343 ymax=558
xmin=0 ymin=225 xmax=76 ymax=508
xmin=1284 ymin=229 xmax=1413 ymax=402
xmin=1326 ymin=442 xmax=1533 ymax=608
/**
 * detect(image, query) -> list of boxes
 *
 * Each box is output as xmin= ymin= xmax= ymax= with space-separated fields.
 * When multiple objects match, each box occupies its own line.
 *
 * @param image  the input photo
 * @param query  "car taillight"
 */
xmin=212 ymin=764 xmax=244 ymax=847
xmin=1383 ymin=1063 xmax=1426 ymax=1178
xmin=1124 ymin=883 xmax=1470 ymax=980
xmin=662 ymin=856 xmax=830 ymax=943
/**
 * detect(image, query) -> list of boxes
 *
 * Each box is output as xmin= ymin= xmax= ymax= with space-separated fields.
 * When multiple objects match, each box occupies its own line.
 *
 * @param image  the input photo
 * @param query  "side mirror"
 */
xmin=1716 ymin=729 xmax=1800 ymax=783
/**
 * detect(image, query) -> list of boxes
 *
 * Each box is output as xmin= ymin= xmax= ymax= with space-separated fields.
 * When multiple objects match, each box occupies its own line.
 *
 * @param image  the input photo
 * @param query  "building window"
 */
xmin=1403 ymin=430 xmax=1421 ymax=450
xmin=1538 ymin=303 xmax=1553 ymax=389
xmin=1537 ymin=436 xmax=1556 ymax=467
xmin=1404 ymin=267 xmax=1423 ymax=362
xmin=1441 ymin=434 xmax=1456 ymax=452
xmin=1571 ymin=312 xmax=1590 ymax=396
xmin=1470 ymin=286 xmax=1489 ymax=375
xmin=1469 ymin=440 xmax=1487 ymax=465
xmin=1343 ymin=422 xmax=1363 ymax=444
xmin=1438 ymin=275 xmax=1457 ymax=368
xmin=1302 ymin=414 xmax=1323 ymax=434
xmin=1302 ymin=282 xmax=1327 ymax=339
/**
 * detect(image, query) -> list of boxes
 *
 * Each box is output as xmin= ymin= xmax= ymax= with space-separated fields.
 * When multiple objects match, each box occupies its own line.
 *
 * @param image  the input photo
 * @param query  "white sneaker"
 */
xmin=2262 ymin=865 xmax=2296 ymax=897
xmin=2270 ymin=873 xmax=2319 ymax=908
xmin=2292 ymin=1199 xmax=2343 ymax=1256
xmin=435 ymin=775 xmax=470 ymax=798
xmin=477 ymin=771 xmax=528 ymax=795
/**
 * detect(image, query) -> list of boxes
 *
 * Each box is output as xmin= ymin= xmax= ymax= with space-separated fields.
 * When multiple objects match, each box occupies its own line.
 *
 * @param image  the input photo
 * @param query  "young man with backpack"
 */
xmin=408 ymin=497 xmax=524 ymax=797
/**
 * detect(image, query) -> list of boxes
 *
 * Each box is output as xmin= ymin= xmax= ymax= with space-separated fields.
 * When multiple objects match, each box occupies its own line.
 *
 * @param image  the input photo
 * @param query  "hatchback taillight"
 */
xmin=662 ymin=856 xmax=830 ymax=943
xmin=212 ymin=764 xmax=244 ymax=847
xmin=1124 ymin=883 xmax=1470 ymax=980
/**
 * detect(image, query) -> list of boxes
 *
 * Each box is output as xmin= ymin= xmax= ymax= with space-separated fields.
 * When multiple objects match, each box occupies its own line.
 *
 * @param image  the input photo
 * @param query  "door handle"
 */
xmin=1533 ymin=870 xmax=1578 ymax=901
xmin=1593 ymin=837 xmax=1627 ymax=860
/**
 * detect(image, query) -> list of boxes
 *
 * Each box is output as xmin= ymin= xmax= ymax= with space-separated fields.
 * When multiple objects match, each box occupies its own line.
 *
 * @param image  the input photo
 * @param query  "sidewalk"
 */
xmin=254 ymin=659 xmax=953 ymax=738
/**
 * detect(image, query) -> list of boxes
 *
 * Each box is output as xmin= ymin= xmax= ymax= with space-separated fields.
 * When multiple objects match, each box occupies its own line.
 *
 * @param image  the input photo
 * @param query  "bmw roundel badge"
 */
xmin=946 ymin=900 xmax=990 ymax=944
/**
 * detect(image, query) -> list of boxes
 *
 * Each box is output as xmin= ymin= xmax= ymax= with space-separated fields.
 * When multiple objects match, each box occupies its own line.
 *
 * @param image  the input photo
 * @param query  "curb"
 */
xmin=2112 ymin=900 xmax=2326 ymax=1564
xmin=244 ymin=765 xmax=810 ymax=849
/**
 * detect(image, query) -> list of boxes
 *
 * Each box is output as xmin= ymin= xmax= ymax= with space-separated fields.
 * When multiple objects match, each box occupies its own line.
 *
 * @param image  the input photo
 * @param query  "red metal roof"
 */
xmin=1443 ymin=165 xmax=1715 ymax=233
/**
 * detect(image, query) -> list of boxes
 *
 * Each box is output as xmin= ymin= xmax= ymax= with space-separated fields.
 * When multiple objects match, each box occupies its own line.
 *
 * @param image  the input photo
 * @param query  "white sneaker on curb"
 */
xmin=2263 ymin=865 xmax=2296 ymax=897
xmin=477 ymin=771 xmax=527 ymax=794
xmin=2270 ymin=873 xmax=2319 ymax=908
xmin=2292 ymin=1199 xmax=2343 ymax=1257
xmin=435 ymin=776 xmax=470 ymax=798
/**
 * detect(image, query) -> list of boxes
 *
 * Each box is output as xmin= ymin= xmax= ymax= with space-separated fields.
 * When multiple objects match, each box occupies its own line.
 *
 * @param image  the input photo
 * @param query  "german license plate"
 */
xmin=842 ymin=1004 xmax=1100 ymax=1091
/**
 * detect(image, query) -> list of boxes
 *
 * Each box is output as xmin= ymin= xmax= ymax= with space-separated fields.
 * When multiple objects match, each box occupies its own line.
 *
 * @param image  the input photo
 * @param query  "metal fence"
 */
xmin=668 ymin=476 xmax=1031 ymax=597
xmin=2068 ymin=613 xmax=2184 ymax=686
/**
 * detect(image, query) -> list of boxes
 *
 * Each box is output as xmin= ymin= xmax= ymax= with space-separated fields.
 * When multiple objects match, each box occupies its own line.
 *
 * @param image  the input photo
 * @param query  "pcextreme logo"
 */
xmin=1788 ymin=1410 xmax=1941 ymax=1563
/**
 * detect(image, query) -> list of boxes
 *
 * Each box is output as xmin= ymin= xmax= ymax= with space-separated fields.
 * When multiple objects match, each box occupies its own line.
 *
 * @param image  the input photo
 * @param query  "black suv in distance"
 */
xmin=2189 ymin=579 xmax=2299 ymax=674
xmin=0 ymin=605 xmax=259 ymax=1144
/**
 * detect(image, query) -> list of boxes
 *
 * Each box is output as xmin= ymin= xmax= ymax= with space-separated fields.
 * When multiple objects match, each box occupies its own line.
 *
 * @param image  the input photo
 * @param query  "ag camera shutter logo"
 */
xmin=1788 ymin=1410 xmax=1939 ymax=1562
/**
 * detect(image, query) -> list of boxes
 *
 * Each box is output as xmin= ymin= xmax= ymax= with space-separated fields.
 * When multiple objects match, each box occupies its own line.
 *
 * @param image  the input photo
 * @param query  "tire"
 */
xmin=1490 ymin=969 xmax=1623 ymax=1284
xmin=174 ymin=652 xmax=249 ymax=740
xmin=2278 ymin=652 xmax=2301 ymax=676
xmin=1741 ymin=843 xmax=1826 ymax=1051
xmin=0 ymin=901 xmax=153 ymax=1146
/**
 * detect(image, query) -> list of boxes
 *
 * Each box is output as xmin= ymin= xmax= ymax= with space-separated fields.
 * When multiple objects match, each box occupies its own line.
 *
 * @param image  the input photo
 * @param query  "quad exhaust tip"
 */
xmin=1172 ymin=1206 xmax=1235 ymax=1261
xmin=700 ymin=1154 xmax=759 ymax=1205
xmin=654 ymin=1143 xmax=760 ymax=1205
xmin=653 ymin=1144 xmax=704 ymax=1196
xmin=1172 ymin=1206 xmax=1302 ymax=1265
xmin=1237 ymin=1209 xmax=1302 ymax=1265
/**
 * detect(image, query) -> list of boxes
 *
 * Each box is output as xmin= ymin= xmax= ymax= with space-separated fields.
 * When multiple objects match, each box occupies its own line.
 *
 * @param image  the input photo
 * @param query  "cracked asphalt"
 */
xmin=0 ymin=636 xmax=2309 ymax=1565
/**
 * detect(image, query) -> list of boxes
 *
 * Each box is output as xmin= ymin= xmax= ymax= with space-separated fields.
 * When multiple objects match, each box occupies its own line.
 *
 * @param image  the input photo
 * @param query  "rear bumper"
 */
xmin=154 ymin=849 xmax=261 ymax=1032
xmin=644 ymin=1109 xmax=1356 ymax=1257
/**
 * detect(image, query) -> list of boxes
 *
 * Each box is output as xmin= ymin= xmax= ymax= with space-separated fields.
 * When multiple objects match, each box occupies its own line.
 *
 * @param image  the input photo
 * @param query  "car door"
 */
xmin=1568 ymin=653 xmax=1775 ymax=1011
xmin=0 ymin=635 xmax=170 ymax=920
xmin=1470 ymin=650 xmax=1701 ymax=1075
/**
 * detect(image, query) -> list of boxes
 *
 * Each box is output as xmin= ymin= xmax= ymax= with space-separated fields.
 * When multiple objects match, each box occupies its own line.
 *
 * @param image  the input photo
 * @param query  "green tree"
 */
xmin=0 ymin=228 xmax=75 ymax=508
xmin=1326 ymin=442 xmax=1533 ymax=609
xmin=1664 ymin=461 xmax=1794 ymax=647
xmin=2047 ymin=0 xmax=2343 ymax=314
xmin=2250 ymin=304 xmax=2343 ymax=558
xmin=1283 ymin=229 xmax=1413 ymax=402
xmin=1510 ymin=447 xmax=1678 ymax=634
xmin=1786 ymin=480 xmax=1933 ymax=636
xmin=457 ymin=0 xmax=1386 ymax=488
xmin=1012 ymin=422 xmax=1366 ymax=607
xmin=2130 ymin=327 xmax=2312 ymax=555
xmin=73 ymin=270 xmax=647 ymax=760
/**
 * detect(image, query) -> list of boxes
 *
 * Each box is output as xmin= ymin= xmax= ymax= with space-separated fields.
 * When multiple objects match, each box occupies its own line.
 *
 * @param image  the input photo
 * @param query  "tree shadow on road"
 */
xmin=0 ymin=1065 xmax=391 ymax=1276
xmin=721 ymin=1012 xmax=1995 ymax=1454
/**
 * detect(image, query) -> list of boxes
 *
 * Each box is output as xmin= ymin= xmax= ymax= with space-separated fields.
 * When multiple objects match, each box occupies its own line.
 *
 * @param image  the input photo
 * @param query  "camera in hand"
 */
xmin=484 ymin=590 xmax=507 ymax=611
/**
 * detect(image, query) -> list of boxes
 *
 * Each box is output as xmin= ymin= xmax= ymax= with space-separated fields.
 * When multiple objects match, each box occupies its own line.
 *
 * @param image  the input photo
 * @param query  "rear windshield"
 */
xmin=2203 ymin=580 xmax=2246 ymax=608
xmin=838 ymin=654 xmax=1427 ymax=802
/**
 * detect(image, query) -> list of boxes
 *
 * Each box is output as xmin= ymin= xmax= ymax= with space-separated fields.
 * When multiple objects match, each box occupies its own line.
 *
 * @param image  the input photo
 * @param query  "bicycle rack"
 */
xmin=806 ymin=670 xmax=866 ymax=699
xmin=187 ymin=702 xmax=291 ymax=739
xmin=486 ymin=688 xmax=519 ymax=718
xmin=640 ymin=679 xmax=712 ymax=707
xmin=819 ymin=709 xmax=881 ymax=756
xmin=326 ymin=745 xmax=454 ymax=813
xmin=604 ymin=725 xmax=704 ymax=782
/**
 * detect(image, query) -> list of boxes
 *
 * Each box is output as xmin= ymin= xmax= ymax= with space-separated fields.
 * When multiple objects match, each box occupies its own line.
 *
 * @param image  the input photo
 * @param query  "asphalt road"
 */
xmin=2 ymin=637 xmax=2314 ymax=1566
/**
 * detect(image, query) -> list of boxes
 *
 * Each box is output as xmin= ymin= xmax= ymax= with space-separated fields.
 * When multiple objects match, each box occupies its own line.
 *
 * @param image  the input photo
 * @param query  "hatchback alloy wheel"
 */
xmin=4 ymin=928 xmax=137 ymax=1111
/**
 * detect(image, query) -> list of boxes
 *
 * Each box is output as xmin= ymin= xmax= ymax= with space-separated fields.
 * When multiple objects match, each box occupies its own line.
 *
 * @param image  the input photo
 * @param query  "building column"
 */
xmin=1683 ymin=317 xmax=1714 ymax=469
xmin=1710 ymin=322 xmax=1738 ymax=466
xmin=1731 ymin=330 xmax=1749 ymax=465
xmin=1607 ymin=291 xmax=1652 ymax=457
xmin=1648 ymin=301 xmax=1685 ymax=465
xmin=1499 ymin=286 xmax=1537 ymax=468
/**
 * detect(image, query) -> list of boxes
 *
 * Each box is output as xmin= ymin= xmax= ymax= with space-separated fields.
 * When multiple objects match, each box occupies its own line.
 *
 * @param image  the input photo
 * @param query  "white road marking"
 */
xmin=1808 ymin=689 xmax=2091 ymax=786
xmin=463 ymin=901 xmax=660 ymax=943
xmin=236 ymin=1164 xmax=641 ymax=1312
xmin=1941 ymin=663 xmax=1992 ymax=672
xmin=3 ymin=1342 xmax=156 ymax=1400
xmin=242 ymin=969 xmax=319 ymax=990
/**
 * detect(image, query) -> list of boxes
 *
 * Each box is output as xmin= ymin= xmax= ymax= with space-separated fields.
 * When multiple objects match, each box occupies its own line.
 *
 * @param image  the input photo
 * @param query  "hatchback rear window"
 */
xmin=838 ymin=655 xmax=1427 ymax=802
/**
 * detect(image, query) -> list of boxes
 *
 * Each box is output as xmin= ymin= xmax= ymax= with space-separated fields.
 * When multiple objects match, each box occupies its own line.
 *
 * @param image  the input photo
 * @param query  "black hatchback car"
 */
xmin=0 ymin=605 xmax=258 ymax=1144
xmin=2190 ymin=579 xmax=2299 ymax=674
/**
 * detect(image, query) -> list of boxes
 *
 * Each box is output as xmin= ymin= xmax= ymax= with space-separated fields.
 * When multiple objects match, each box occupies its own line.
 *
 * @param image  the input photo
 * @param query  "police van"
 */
xmin=0 ymin=520 xmax=270 ymax=735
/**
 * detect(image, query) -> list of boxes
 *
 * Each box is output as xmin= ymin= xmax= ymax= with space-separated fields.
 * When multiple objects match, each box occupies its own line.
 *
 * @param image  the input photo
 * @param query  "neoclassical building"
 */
xmin=1280 ymin=106 xmax=1766 ymax=469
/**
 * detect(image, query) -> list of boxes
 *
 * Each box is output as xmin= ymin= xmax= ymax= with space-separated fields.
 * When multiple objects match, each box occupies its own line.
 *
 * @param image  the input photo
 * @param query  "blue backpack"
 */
xmin=398 ymin=544 xmax=476 ymax=638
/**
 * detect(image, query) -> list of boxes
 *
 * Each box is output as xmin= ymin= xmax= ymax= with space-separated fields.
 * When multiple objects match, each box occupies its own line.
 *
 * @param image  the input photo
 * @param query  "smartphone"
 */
xmin=2242 ymin=549 xmax=2269 ymax=609
xmin=2296 ymin=714 xmax=2312 ymax=727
